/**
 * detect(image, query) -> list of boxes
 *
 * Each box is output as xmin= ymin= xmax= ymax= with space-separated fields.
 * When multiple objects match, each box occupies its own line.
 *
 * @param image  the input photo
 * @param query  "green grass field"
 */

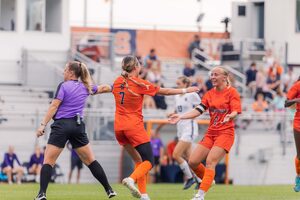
xmin=0 ymin=183 xmax=300 ymax=200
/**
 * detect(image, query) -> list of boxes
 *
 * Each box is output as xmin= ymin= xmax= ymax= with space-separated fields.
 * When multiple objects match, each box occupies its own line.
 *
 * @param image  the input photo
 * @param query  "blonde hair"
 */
xmin=121 ymin=56 xmax=150 ymax=96
xmin=212 ymin=66 xmax=230 ymax=86
xmin=177 ymin=76 xmax=191 ymax=88
xmin=68 ymin=61 xmax=93 ymax=94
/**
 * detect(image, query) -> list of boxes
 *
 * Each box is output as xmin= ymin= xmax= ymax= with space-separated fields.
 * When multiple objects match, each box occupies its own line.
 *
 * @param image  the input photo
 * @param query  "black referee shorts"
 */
xmin=48 ymin=118 xmax=89 ymax=149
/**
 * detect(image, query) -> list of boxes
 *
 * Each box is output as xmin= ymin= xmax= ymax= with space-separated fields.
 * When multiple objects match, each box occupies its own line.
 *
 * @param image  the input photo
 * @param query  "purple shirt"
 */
xmin=54 ymin=80 xmax=97 ymax=119
xmin=29 ymin=153 xmax=44 ymax=168
xmin=150 ymin=138 xmax=164 ymax=157
xmin=1 ymin=153 xmax=21 ymax=169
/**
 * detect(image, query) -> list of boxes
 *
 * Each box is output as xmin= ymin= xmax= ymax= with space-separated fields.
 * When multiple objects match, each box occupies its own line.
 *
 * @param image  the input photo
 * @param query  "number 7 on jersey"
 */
xmin=119 ymin=92 xmax=125 ymax=104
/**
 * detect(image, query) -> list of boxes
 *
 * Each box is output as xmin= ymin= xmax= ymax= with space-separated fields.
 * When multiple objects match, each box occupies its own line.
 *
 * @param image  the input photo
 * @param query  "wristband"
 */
xmin=182 ymin=88 xmax=187 ymax=94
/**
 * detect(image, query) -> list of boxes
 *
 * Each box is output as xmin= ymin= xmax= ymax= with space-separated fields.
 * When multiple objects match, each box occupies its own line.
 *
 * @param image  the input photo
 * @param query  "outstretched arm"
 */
xmin=157 ymin=86 xmax=199 ymax=95
xmin=169 ymin=109 xmax=202 ymax=124
xmin=94 ymin=84 xmax=112 ymax=94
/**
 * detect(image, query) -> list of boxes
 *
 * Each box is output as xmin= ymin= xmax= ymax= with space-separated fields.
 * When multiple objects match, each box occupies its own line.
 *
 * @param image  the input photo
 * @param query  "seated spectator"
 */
xmin=150 ymin=131 xmax=164 ymax=183
xmin=271 ymin=88 xmax=286 ymax=112
xmin=188 ymin=35 xmax=201 ymax=58
xmin=268 ymin=60 xmax=283 ymax=80
xmin=167 ymin=137 xmax=178 ymax=165
xmin=1 ymin=145 xmax=24 ymax=184
xmin=282 ymin=66 xmax=298 ymax=92
xmin=183 ymin=60 xmax=195 ymax=77
xmin=252 ymin=93 xmax=269 ymax=112
xmin=263 ymin=49 xmax=275 ymax=69
xmin=153 ymin=82 xmax=167 ymax=110
xmin=147 ymin=61 xmax=162 ymax=83
xmin=267 ymin=73 xmax=281 ymax=92
xmin=28 ymin=146 xmax=44 ymax=183
xmin=144 ymin=49 xmax=160 ymax=69
xmin=246 ymin=62 xmax=257 ymax=96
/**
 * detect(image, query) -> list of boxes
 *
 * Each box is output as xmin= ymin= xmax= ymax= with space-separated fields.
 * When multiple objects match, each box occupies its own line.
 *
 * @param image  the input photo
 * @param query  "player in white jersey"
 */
xmin=170 ymin=76 xmax=201 ymax=190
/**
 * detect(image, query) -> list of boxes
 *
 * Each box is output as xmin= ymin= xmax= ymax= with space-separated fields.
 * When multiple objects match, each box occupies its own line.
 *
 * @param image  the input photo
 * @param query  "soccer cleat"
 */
xmin=106 ymin=189 xmax=117 ymax=198
xmin=34 ymin=193 xmax=46 ymax=200
xmin=183 ymin=178 xmax=196 ymax=190
xmin=190 ymin=193 xmax=204 ymax=200
xmin=294 ymin=176 xmax=300 ymax=192
xmin=122 ymin=177 xmax=141 ymax=198
xmin=140 ymin=194 xmax=151 ymax=200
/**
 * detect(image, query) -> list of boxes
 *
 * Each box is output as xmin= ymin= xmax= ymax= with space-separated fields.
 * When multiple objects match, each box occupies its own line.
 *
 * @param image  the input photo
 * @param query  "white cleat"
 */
xmin=140 ymin=194 xmax=151 ymax=200
xmin=122 ymin=177 xmax=141 ymax=198
xmin=191 ymin=190 xmax=205 ymax=200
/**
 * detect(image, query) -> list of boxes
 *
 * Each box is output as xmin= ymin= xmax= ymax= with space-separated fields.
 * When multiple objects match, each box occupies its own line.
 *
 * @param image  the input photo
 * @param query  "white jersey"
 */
xmin=175 ymin=92 xmax=201 ymax=142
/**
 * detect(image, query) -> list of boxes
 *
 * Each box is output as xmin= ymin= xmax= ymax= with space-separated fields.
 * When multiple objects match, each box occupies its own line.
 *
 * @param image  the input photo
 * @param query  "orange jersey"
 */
xmin=287 ymin=81 xmax=300 ymax=115
xmin=201 ymin=86 xmax=241 ymax=132
xmin=112 ymin=76 xmax=160 ymax=131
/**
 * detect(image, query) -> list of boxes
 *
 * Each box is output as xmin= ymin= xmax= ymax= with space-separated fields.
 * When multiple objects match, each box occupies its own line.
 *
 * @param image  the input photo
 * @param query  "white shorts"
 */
xmin=177 ymin=121 xmax=199 ymax=143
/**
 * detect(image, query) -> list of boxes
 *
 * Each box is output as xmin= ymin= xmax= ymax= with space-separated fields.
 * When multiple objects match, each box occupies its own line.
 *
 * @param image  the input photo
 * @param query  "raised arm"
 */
xmin=157 ymin=86 xmax=199 ymax=96
xmin=36 ymin=99 xmax=61 ymax=137
xmin=285 ymin=98 xmax=300 ymax=107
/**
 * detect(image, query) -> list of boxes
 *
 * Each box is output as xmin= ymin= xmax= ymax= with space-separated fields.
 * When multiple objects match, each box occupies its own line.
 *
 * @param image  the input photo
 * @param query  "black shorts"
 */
xmin=154 ymin=156 xmax=160 ymax=166
xmin=48 ymin=118 xmax=89 ymax=149
xmin=71 ymin=156 xmax=83 ymax=170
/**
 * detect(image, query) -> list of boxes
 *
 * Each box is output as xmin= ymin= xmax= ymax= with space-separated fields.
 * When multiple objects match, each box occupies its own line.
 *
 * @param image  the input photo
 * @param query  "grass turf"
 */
xmin=0 ymin=183 xmax=300 ymax=200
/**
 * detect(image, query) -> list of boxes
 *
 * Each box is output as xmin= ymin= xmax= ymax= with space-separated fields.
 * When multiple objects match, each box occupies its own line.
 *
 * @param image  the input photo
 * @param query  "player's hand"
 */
xmin=187 ymin=86 xmax=199 ymax=93
xmin=168 ymin=113 xmax=181 ymax=124
xmin=222 ymin=114 xmax=232 ymax=124
xmin=36 ymin=125 xmax=46 ymax=137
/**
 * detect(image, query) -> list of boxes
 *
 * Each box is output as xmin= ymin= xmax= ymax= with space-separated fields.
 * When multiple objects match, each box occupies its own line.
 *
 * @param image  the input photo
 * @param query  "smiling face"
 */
xmin=210 ymin=67 xmax=228 ymax=88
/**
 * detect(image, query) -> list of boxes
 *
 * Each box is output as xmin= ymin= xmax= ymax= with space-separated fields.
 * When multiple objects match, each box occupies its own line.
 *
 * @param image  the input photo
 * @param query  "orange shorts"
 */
xmin=199 ymin=129 xmax=234 ymax=153
xmin=115 ymin=125 xmax=150 ymax=147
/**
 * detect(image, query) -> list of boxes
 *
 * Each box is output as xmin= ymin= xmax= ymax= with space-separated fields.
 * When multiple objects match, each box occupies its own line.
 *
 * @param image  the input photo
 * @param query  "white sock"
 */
xmin=192 ymin=171 xmax=201 ymax=183
xmin=179 ymin=160 xmax=193 ymax=179
xmin=197 ymin=189 xmax=205 ymax=196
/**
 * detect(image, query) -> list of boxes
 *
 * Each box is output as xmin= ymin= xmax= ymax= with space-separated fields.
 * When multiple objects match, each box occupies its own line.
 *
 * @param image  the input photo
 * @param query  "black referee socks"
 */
xmin=88 ymin=160 xmax=112 ymax=192
xmin=39 ymin=164 xmax=53 ymax=194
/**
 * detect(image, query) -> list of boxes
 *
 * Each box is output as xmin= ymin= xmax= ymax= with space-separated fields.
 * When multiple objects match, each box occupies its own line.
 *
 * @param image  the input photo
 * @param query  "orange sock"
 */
xmin=295 ymin=157 xmax=300 ymax=175
xmin=135 ymin=162 xmax=147 ymax=194
xmin=200 ymin=168 xmax=215 ymax=192
xmin=130 ymin=161 xmax=152 ymax=182
xmin=192 ymin=163 xmax=206 ymax=179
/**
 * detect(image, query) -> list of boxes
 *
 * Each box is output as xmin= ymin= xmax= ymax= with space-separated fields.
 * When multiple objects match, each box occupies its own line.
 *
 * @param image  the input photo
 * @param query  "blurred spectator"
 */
xmin=1 ymin=146 xmax=24 ymax=184
xmin=267 ymin=73 xmax=281 ymax=93
xmin=167 ymin=137 xmax=178 ymax=165
xmin=153 ymin=82 xmax=167 ymax=110
xmin=246 ymin=62 xmax=257 ymax=96
xmin=271 ymin=89 xmax=286 ymax=112
xmin=263 ymin=49 xmax=275 ymax=69
xmin=282 ymin=67 xmax=298 ymax=92
xmin=192 ymin=74 xmax=206 ymax=98
xmin=144 ymin=49 xmax=160 ymax=69
xmin=28 ymin=146 xmax=44 ymax=183
xmin=252 ymin=93 xmax=269 ymax=112
xmin=268 ymin=60 xmax=283 ymax=80
xmin=147 ymin=61 xmax=162 ymax=83
xmin=255 ymin=66 xmax=270 ymax=99
xmin=150 ymin=131 xmax=164 ymax=183
xmin=188 ymin=35 xmax=201 ymax=58
xmin=67 ymin=144 xmax=83 ymax=184
xmin=183 ymin=60 xmax=196 ymax=77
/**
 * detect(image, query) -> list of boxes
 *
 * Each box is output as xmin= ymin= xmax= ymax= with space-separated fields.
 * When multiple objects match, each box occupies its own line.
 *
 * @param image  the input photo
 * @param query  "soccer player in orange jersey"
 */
xmin=285 ymin=76 xmax=300 ymax=192
xmin=169 ymin=66 xmax=241 ymax=200
xmin=111 ymin=56 xmax=199 ymax=200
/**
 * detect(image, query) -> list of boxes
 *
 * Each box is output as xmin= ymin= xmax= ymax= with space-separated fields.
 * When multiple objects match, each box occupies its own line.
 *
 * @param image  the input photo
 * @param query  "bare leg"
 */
xmin=3 ymin=167 xmax=12 ymax=184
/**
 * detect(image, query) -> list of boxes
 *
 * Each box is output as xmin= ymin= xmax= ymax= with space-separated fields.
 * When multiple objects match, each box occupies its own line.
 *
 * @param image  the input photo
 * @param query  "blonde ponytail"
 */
xmin=79 ymin=62 xmax=93 ymax=94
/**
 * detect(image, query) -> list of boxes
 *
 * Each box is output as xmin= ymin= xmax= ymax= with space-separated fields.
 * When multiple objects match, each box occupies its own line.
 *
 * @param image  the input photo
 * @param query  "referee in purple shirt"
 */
xmin=34 ymin=61 xmax=116 ymax=200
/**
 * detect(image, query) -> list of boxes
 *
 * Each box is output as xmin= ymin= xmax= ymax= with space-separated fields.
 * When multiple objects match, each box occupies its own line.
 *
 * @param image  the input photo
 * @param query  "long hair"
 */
xmin=177 ymin=76 xmax=191 ymax=88
xmin=68 ymin=61 xmax=93 ymax=94
xmin=121 ymin=56 xmax=150 ymax=96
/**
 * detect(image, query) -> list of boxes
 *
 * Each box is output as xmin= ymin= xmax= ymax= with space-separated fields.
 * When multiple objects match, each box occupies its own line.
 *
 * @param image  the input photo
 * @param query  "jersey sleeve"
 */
xmin=287 ymin=82 xmax=300 ymax=100
xmin=91 ymin=85 xmax=98 ymax=95
xmin=189 ymin=93 xmax=201 ymax=106
xmin=200 ymin=92 xmax=209 ymax=108
xmin=54 ymin=82 xmax=65 ymax=101
xmin=136 ymin=79 xmax=160 ymax=96
xmin=230 ymin=89 xmax=242 ymax=114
